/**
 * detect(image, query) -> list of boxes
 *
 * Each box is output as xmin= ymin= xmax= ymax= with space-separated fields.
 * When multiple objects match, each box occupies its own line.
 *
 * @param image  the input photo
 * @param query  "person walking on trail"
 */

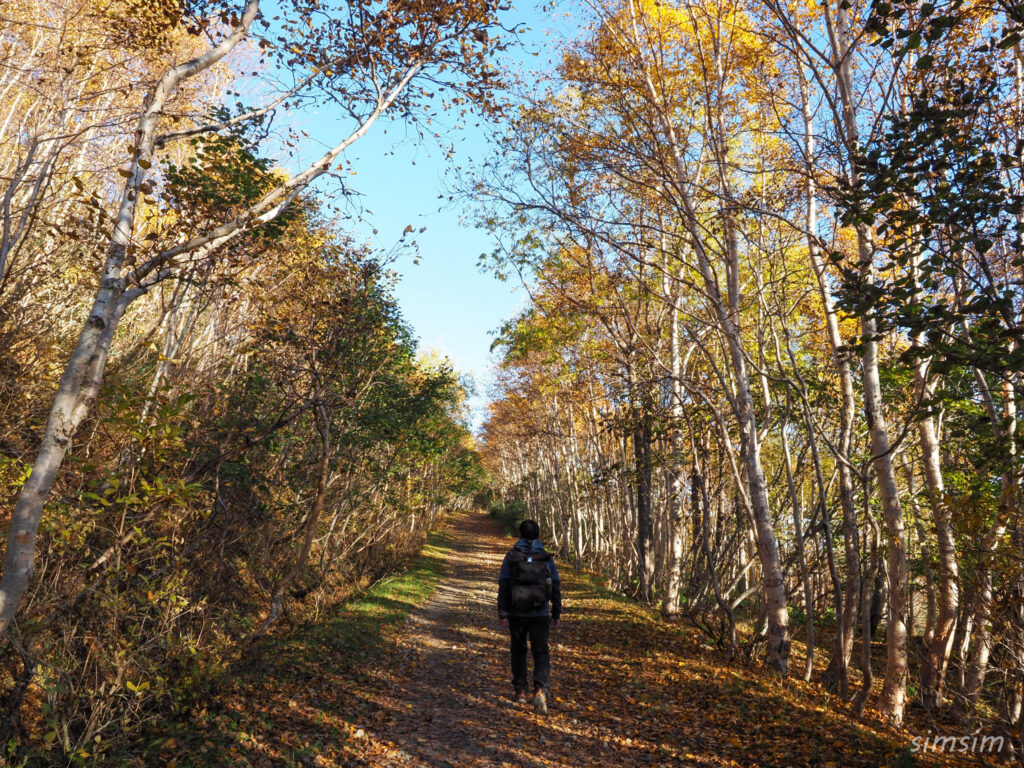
xmin=497 ymin=519 xmax=562 ymax=715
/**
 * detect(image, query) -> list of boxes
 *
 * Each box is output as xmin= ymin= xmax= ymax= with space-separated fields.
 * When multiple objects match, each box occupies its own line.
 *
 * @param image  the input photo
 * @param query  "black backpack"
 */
xmin=507 ymin=549 xmax=552 ymax=612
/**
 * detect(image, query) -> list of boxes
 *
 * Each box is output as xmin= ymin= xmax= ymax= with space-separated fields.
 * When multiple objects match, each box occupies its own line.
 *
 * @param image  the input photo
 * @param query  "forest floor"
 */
xmin=142 ymin=513 xmax=1004 ymax=768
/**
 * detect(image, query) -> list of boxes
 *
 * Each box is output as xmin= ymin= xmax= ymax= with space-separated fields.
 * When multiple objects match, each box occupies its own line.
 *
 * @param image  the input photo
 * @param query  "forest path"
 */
xmin=343 ymin=511 xmax=730 ymax=768
xmin=167 ymin=513 xmax=972 ymax=768
xmin=353 ymin=511 xmax=675 ymax=768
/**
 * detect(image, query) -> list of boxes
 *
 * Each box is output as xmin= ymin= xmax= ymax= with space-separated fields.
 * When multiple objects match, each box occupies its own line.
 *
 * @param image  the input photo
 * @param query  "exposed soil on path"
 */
xmin=309 ymin=514 xmax=977 ymax=768
xmin=165 ymin=513 xmax=990 ymax=768
xmin=355 ymin=512 xmax=633 ymax=768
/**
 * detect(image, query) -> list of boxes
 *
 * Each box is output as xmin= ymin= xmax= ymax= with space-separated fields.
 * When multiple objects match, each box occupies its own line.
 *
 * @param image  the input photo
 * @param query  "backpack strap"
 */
xmin=507 ymin=549 xmax=551 ymax=563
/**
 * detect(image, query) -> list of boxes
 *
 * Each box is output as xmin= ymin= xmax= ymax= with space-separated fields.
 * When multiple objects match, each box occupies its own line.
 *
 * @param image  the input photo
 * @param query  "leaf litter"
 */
xmin=145 ymin=515 xmax=996 ymax=768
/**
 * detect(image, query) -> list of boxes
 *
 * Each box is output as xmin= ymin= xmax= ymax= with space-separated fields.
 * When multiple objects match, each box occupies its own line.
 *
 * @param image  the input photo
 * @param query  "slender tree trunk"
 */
xmin=908 ymin=253 xmax=958 ymax=711
xmin=902 ymin=455 xmax=937 ymax=650
xmin=634 ymin=410 xmax=655 ymax=604
xmin=782 ymin=394 xmax=814 ymax=681
xmin=696 ymin=470 xmax=738 ymax=658
xmin=249 ymin=403 xmax=331 ymax=643
xmin=917 ymin=390 xmax=958 ymax=711
xmin=0 ymin=0 xmax=261 ymax=635
xmin=959 ymin=571 xmax=995 ymax=711
xmin=0 ymin=293 xmax=127 ymax=633
xmin=855 ymin=502 xmax=883 ymax=716
xmin=797 ymin=62 xmax=860 ymax=698
xmin=822 ymin=0 xmax=909 ymax=722
xmin=662 ymin=282 xmax=686 ymax=619
xmin=958 ymin=521 xmax=1007 ymax=714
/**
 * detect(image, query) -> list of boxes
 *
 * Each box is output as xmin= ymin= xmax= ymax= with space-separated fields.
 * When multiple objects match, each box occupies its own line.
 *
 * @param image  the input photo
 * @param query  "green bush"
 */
xmin=487 ymin=498 xmax=528 ymax=535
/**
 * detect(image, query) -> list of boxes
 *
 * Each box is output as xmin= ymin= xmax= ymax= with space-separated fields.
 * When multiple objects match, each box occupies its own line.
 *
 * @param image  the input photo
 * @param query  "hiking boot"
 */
xmin=515 ymin=690 xmax=528 ymax=705
xmin=533 ymin=688 xmax=547 ymax=715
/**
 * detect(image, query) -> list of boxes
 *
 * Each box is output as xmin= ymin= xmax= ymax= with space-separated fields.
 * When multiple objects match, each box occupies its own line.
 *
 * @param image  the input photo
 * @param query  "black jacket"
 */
xmin=497 ymin=538 xmax=562 ymax=620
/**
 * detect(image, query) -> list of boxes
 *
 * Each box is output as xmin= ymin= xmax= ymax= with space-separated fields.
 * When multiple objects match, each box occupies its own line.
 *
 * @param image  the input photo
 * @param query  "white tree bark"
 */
xmin=618 ymin=0 xmax=790 ymax=673
xmin=821 ymin=0 xmax=909 ymax=722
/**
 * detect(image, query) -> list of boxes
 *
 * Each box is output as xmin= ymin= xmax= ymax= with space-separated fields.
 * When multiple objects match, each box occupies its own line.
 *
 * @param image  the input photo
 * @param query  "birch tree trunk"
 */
xmin=902 ymin=455 xmax=937 ymax=650
xmin=823 ymin=0 xmax=909 ymax=722
xmin=795 ymin=63 xmax=861 ymax=698
xmin=661 ymin=277 xmax=686 ymax=619
xmin=634 ymin=409 xmax=655 ymax=604
xmin=855 ymin=496 xmax=883 ymax=716
xmin=916 ymin=367 xmax=959 ymax=711
xmin=0 ymin=1 xmax=261 ymax=635
xmin=781 ymin=394 xmax=814 ymax=681
xmin=958 ymin=520 xmax=1008 ymax=713
xmin=619 ymin=0 xmax=790 ymax=672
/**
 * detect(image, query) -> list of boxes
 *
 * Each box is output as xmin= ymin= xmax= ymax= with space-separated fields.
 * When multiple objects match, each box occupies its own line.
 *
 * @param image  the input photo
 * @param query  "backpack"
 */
xmin=507 ymin=549 xmax=552 ymax=612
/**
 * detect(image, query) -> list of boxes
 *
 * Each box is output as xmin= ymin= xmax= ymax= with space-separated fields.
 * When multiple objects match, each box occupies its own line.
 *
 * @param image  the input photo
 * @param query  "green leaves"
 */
xmin=837 ymin=61 xmax=1024 ymax=376
xmin=996 ymin=30 xmax=1022 ymax=49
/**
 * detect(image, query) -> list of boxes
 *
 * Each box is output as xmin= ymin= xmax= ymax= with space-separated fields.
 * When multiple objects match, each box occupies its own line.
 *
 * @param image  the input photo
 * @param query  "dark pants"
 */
xmin=508 ymin=616 xmax=550 ymax=694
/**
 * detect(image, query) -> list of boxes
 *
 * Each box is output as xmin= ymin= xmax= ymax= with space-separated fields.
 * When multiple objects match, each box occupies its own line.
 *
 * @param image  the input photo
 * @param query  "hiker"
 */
xmin=497 ymin=519 xmax=562 ymax=715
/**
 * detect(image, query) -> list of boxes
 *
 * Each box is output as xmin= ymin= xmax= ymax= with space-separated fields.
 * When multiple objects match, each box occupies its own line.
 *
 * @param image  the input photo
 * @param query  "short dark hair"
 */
xmin=519 ymin=519 xmax=540 ymax=540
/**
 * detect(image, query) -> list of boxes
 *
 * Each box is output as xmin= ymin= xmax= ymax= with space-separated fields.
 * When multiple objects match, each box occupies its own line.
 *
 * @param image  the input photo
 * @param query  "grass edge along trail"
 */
xmin=114 ymin=515 xmax=990 ymax=768
xmin=121 ymin=529 xmax=452 ymax=768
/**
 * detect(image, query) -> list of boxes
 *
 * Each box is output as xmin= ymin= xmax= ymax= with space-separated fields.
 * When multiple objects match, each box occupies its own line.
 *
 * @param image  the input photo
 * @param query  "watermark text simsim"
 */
xmin=911 ymin=731 xmax=1003 ymax=754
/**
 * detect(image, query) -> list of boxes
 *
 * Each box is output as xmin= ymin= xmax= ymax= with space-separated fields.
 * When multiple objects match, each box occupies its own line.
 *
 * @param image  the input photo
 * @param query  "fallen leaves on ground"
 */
xmin=136 ymin=516 xmax=1002 ymax=768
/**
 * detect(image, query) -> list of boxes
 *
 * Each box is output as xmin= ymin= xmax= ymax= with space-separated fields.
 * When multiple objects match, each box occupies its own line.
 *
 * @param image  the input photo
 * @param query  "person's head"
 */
xmin=518 ymin=519 xmax=540 ymax=540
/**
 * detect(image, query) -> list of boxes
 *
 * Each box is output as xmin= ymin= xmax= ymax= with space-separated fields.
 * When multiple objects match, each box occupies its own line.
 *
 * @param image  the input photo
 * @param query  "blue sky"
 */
xmin=274 ymin=4 xmax=568 ymax=430
xmin=342 ymin=117 xmax=524 ymax=431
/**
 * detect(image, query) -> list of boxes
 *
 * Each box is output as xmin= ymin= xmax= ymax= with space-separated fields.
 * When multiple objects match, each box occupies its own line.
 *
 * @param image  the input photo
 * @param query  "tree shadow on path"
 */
xmin=145 ymin=514 xmax=985 ymax=768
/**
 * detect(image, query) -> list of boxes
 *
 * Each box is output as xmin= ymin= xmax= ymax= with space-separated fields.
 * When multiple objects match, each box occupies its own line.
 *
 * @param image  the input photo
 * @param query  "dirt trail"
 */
xmin=363 ymin=514 xmax=577 ymax=766
xmin=352 ymin=513 xmax=710 ymax=768
xmin=181 ymin=513 xmax=975 ymax=768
